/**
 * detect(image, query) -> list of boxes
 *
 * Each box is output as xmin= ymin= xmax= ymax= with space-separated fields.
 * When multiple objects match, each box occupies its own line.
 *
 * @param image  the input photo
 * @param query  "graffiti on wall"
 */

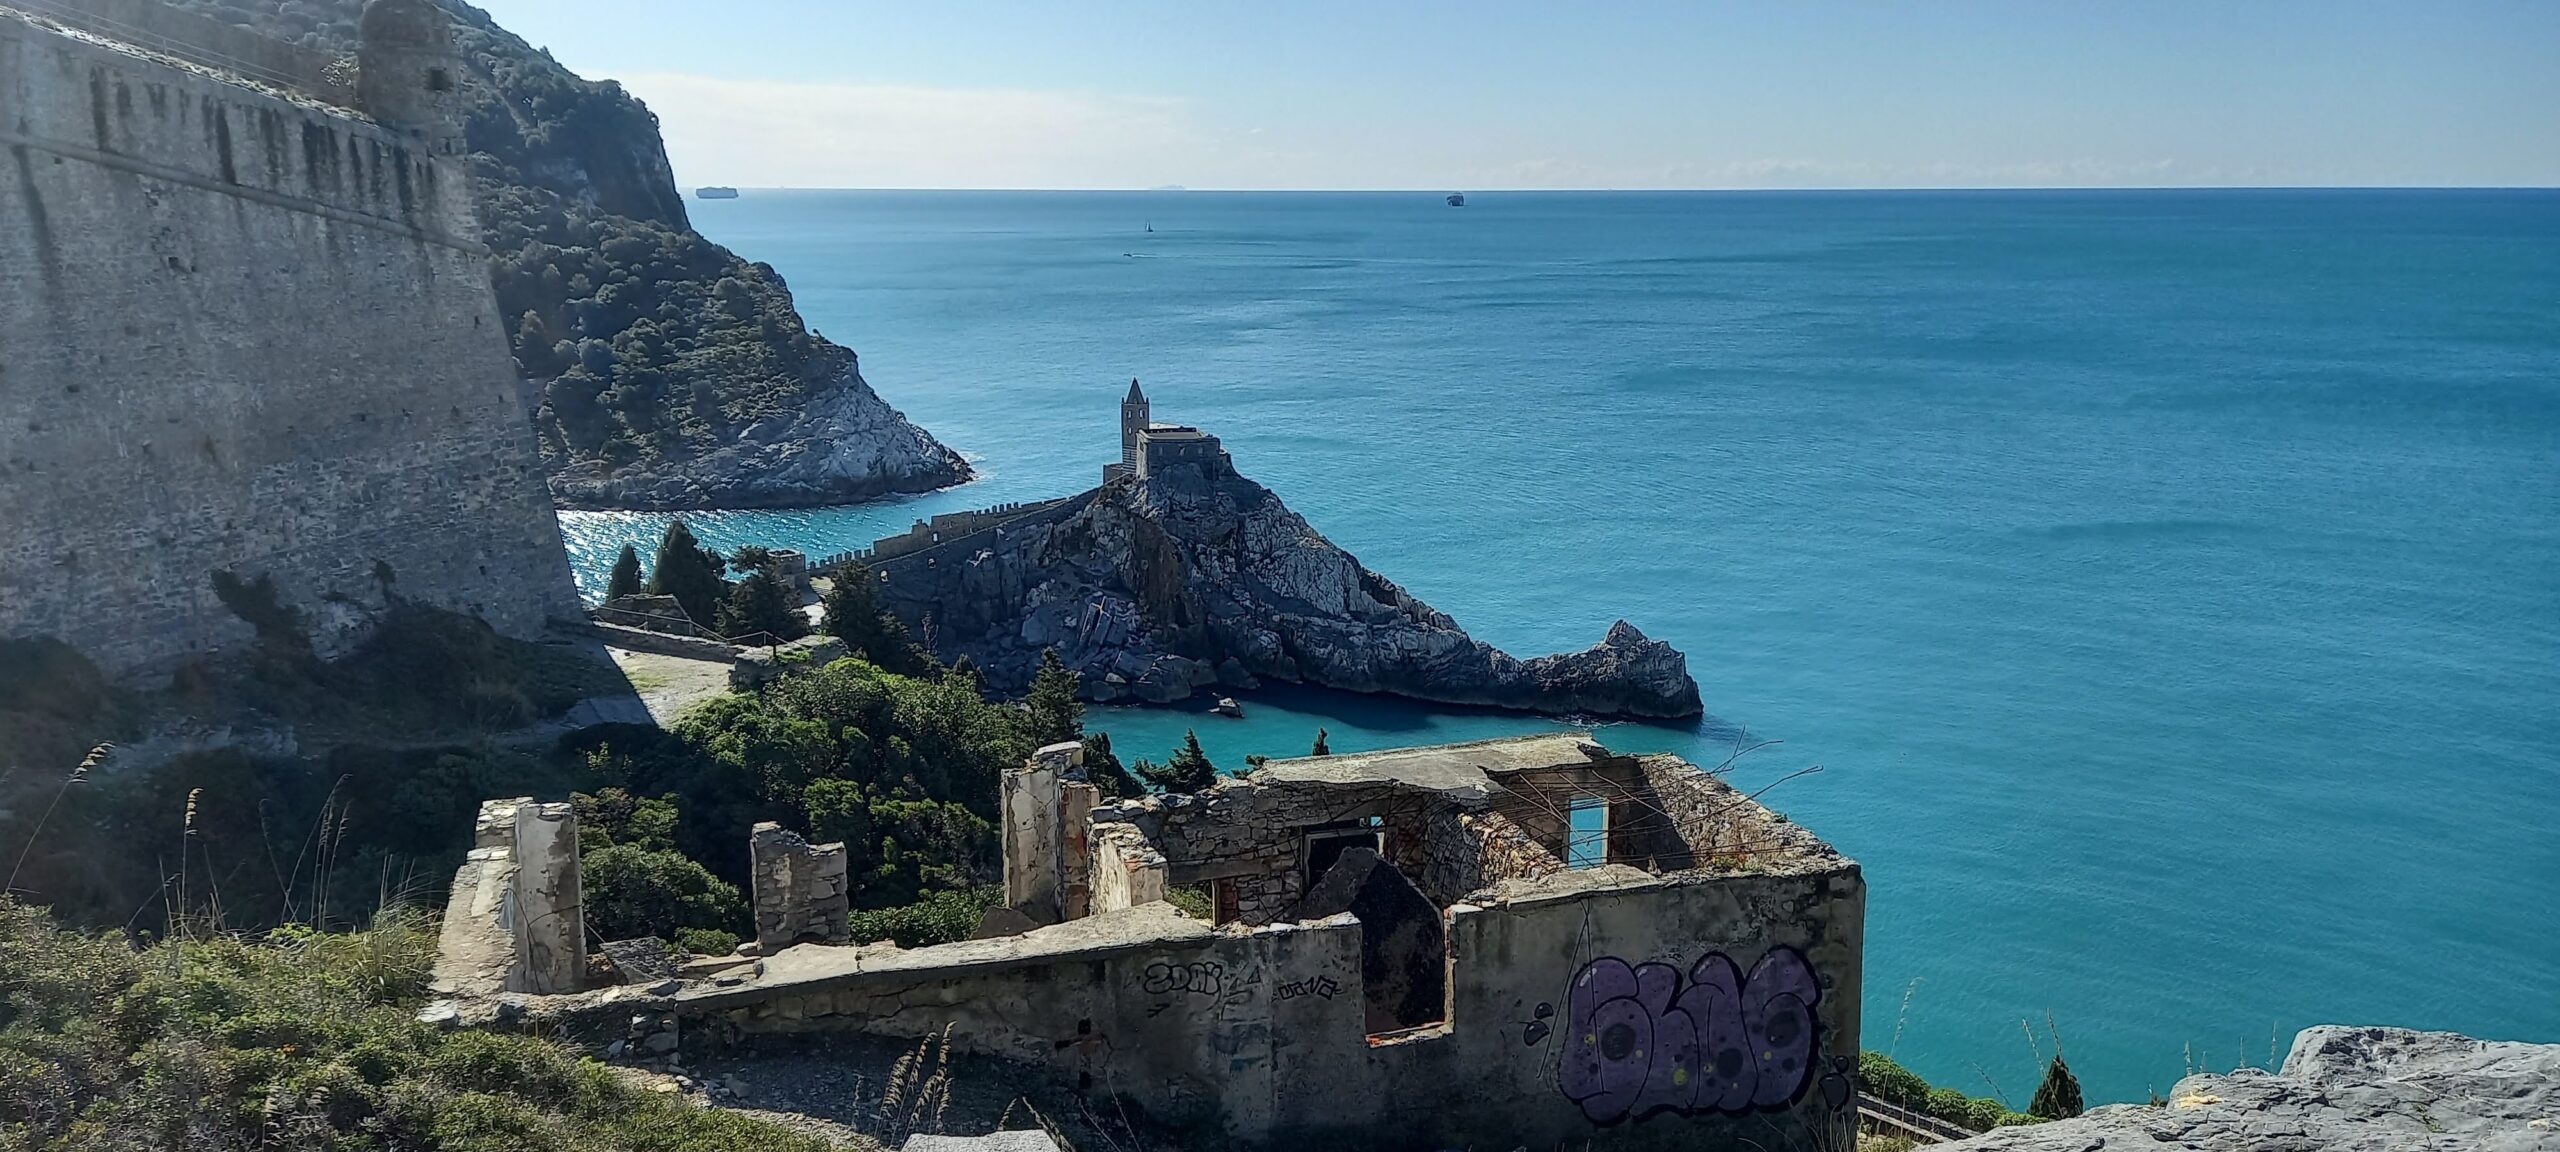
xmin=1556 ymin=946 xmax=1824 ymax=1125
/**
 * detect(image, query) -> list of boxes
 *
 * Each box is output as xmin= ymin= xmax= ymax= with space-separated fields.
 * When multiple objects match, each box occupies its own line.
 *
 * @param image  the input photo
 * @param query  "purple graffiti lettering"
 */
xmin=1557 ymin=946 xmax=1826 ymax=1125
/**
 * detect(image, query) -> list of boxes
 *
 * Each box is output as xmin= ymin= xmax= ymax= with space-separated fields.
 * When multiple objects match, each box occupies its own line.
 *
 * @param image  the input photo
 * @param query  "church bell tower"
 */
xmin=1120 ymin=378 xmax=1150 ymax=473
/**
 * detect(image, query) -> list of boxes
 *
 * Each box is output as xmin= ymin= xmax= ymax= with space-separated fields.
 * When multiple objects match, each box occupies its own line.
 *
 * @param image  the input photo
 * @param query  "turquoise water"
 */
xmin=559 ymin=190 xmax=2560 ymax=1104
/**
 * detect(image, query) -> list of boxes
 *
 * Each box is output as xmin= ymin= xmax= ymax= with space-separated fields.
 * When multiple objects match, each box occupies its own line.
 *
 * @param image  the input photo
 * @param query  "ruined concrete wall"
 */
xmin=750 ymin=823 xmax=848 ymax=949
xmin=429 ymin=797 xmax=583 ymax=997
xmin=697 ymin=911 xmax=1370 ymax=1143
xmin=1000 ymin=743 xmax=1093 ymax=924
xmin=0 ymin=12 xmax=582 ymax=679
xmin=1353 ymin=863 xmax=1867 ymax=1152
xmin=1087 ymin=822 xmax=1166 ymax=914
xmin=1617 ymin=755 xmax=1839 ymax=873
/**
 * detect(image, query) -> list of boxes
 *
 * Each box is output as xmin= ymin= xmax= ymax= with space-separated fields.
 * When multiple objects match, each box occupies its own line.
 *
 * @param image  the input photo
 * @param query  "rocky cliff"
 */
xmin=161 ymin=0 xmax=970 ymax=509
xmin=1938 ymin=1026 xmax=2560 ymax=1151
xmin=873 ymin=458 xmax=1703 ymax=719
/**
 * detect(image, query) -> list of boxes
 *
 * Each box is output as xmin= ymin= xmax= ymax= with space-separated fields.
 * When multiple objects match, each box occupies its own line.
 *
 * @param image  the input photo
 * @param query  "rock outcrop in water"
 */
xmin=1937 ymin=1026 xmax=2560 ymax=1152
xmin=874 ymin=457 xmax=1704 ymax=719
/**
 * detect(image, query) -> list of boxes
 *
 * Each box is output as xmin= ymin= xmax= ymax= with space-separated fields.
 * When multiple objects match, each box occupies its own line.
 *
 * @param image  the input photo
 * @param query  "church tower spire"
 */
xmin=1120 ymin=378 xmax=1150 ymax=473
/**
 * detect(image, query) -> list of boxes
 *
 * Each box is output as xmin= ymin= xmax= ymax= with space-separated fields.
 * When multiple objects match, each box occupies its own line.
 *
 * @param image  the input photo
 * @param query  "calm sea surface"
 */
xmin=559 ymin=190 xmax=2560 ymax=1104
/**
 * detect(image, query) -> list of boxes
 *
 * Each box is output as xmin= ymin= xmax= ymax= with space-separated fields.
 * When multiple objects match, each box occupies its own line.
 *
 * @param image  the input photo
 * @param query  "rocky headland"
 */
xmin=1939 ymin=1026 xmax=2560 ymax=1152
xmin=872 ymin=456 xmax=1704 ymax=719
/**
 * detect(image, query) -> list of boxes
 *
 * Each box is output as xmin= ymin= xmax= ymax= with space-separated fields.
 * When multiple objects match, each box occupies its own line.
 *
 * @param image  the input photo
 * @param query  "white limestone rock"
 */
xmin=1934 ymin=1026 xmax=2560 ymax=1152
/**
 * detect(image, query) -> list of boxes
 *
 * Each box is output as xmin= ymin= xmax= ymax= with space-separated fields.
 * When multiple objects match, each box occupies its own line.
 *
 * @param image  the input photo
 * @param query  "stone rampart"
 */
xmin=0 ymin=7 xmax=582 ymax=679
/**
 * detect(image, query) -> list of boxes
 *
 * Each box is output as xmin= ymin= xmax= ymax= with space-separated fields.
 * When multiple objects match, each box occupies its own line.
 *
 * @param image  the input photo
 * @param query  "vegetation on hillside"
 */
xmin=0 ymin=899 xmax=824 ymax=1152
xmin=159 ymin=0 xmax=936 ymax=495
xmin=1859 ymin=1050 xmax=2044 ymax=1132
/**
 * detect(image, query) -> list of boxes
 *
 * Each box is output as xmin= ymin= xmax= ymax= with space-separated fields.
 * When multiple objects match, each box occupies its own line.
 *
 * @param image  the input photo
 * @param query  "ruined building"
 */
xmin=427 ymin=734 xmax=1864 ymax=1150
xmin=0 ymin=0 xmax=583 ymax=678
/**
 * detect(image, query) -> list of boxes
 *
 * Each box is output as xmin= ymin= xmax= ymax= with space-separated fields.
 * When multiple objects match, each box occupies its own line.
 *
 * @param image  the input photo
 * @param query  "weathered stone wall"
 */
xmin=0 ymin=10 xmax=582 ymax=679
xmin=749 ymin=823 xmax=848 ymax=950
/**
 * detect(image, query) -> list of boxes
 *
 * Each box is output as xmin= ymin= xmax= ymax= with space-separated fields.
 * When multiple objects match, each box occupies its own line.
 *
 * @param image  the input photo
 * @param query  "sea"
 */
xmin=557 ymin=189 xmax=2560 ymax=1105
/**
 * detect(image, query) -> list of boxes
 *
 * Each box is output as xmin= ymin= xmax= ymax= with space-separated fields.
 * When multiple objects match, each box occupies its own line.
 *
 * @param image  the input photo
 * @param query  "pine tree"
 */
xmin=604 ymin=544 xmax=644 ymax=602
xmin=1139 ymin=729 xmax=1218 ymax=794
xmin=1311 ymin=727 xmax=1331 ymax=757
xmin=1025 ymin=649 xmax=1085 ymax=747
xmin=1081 ymin=732 xmax=1142 ymax=800
xmin=2029 ymin=1054 xmax=2084 ymax=1120
xmin=646 ymin=519 xmax=729 ymax=632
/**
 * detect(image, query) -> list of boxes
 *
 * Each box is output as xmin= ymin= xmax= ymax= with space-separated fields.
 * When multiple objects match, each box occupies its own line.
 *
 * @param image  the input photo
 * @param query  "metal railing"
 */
xmin=1856 ymin=1092 xmax=1982 ymax=1144
xmin=5 ymin=0 xmax=355 ymax=106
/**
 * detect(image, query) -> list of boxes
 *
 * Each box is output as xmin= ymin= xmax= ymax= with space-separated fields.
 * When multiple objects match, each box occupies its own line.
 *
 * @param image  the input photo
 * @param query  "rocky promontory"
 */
xmin=1938 ymin=1026 xmax=2560 ymax=1151
xmin=872 ymin=456 xmax=1704 ymax=719
xmin=544 ymin=351 xmax=969 ymax=510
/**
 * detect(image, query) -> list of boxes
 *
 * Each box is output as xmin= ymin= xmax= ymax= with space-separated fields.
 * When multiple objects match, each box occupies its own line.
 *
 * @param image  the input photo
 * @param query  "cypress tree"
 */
xmin=2029 ymin=1054 xmax=2085 ymax=1120
xmin=1311 ymin=727 xmax=1331 ymax=757
xmin=717 ymin=568 xmax=806 ymax=643
xmin=1140 ymin=729 xmax=1217 ymax=794
xmin=1081 ymin=732 xmax=1142 ymax=800
xmin=646 ymin=519 xmax=728 ymax=631
xmin=604 ymin=544 xmax=644 ymax=602
xmin=1025 ymin=648 xmax=1085 ymax=746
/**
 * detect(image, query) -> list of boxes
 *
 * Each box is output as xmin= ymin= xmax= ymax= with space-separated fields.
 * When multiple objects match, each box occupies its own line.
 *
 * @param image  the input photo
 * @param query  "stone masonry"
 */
xmin=750 ymin=822 xmax=849 ymax=950
xmin=0 ymin=1 xmax=583 ymax=679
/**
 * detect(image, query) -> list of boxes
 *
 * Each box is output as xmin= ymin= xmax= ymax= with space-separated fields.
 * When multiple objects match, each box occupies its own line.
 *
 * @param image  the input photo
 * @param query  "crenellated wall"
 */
xmin=0 ymin=5 xmax=582 ymax=678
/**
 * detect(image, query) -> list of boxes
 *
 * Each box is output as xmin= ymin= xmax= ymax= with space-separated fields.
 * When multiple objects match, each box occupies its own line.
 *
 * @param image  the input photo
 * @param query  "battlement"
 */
xmin=6 ymin=0 xmax=354 ymax=106
xmin=0 ymin=3 xmax=582 ymax=678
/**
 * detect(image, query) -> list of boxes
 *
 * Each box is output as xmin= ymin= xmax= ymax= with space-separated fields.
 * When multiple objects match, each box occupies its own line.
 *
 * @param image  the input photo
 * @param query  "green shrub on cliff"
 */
xmin=2030 ymin=1053 xmax=2087 ymax=1119
xmin=0 ymin=898 xmax=823 ymax=1152
xmin=1859 ymin=1050 xmax=2041 ymax=1131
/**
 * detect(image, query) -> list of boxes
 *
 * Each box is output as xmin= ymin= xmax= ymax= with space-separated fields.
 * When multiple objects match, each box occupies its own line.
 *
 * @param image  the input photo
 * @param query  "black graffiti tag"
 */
xmin=1141 ymin=960 xmax=1229 ymax=999
xmin=1273 ymin=976 xmax=1342 ymax=1002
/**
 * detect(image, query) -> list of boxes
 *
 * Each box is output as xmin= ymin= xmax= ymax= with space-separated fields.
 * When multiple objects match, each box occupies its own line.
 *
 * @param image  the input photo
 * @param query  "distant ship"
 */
xmin=1446 ymin=192 xmax=1466 ymax=207
xmin=695 ymin=186 xmax=740 ymax=200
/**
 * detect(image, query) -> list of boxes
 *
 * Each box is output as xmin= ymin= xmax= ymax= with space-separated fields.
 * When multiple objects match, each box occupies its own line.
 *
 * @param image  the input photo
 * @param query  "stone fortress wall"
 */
xmin=0 ymin=0 xmax=583 ymax=677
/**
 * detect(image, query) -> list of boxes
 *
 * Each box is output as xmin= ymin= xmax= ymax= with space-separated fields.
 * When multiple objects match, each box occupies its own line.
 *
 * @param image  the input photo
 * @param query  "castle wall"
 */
xmin=0 ymin=11 xmax=581 ymax=678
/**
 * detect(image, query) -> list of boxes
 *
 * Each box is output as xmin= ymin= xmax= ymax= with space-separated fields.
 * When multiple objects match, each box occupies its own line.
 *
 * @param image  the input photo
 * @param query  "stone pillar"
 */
xmin=751 ymin=823 xmax=851 ymax=950
xmin=512 ymin=801 xmax=583 ymax=994
xmin=430 ymin=797 xmax=584 ymax=998
xmin=1003 ymin=741 xmax=1092 ymax=925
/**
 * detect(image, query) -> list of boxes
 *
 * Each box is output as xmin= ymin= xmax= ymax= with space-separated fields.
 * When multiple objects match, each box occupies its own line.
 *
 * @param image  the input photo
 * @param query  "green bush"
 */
xmin=844 ymin=887 xmax=1002 ymax=948
xmin=0 ymin=898 xmax=826 ymax=1152
xmin=581 ymin=843 xmax=747 ymax=945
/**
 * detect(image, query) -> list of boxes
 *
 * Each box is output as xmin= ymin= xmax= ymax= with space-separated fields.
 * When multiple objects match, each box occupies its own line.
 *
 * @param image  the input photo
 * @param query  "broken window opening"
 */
xmin=1567 ymin=792 xmax=1608 ymax=868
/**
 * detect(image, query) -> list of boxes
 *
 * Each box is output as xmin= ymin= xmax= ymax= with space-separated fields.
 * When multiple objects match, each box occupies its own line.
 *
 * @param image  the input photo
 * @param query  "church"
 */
xmin=1103 ymin=379 xmax=1228 ymax=483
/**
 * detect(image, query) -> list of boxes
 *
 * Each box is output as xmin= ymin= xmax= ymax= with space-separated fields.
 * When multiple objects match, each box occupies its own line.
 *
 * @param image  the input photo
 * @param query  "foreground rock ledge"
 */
xmin=1938 ymin=1026 xmax=2560 ymax=1152
xmin=873 ymin=458 xmax=1705 ymax=719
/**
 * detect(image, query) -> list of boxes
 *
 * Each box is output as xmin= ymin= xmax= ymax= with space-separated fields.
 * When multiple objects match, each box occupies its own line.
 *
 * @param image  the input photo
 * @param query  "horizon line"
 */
xmin=687 ymin=184 xmax=2560 ymax=194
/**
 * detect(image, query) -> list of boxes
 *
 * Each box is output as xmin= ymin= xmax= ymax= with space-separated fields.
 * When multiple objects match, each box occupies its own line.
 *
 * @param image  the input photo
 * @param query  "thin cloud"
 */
xmin=619 ymin=72 xmax=1200 ymax=189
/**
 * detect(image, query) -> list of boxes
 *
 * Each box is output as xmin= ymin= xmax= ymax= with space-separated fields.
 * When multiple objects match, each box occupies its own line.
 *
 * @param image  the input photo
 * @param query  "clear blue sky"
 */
xmin=469 ymin=0 xmax=2560 ymax=190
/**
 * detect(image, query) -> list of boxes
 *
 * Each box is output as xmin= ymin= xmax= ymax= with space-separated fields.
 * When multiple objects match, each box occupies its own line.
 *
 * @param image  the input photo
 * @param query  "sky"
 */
xmin=467 ymin=0 xmax=2560 ymax=191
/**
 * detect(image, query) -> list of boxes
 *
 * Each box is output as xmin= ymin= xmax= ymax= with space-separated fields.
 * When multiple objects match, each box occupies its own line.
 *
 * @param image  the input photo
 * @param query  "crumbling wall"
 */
xmin=0 ymin=11 xmax=582 ymax=679
xmin=1087 ymin=822 xmax=1166 ymax=914
xmin=1352 ymin=861 xmax=1868 ymax=1151
xmin=685 ymin=908 xmax=1370 ymax=1143
xmin=750 ymin=823 xmax=848 ymax=949
xmin=1001 ymin=742 xmax=1093 ymax=924
xmin=429 ymin=798 xmax=583 ymax=997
